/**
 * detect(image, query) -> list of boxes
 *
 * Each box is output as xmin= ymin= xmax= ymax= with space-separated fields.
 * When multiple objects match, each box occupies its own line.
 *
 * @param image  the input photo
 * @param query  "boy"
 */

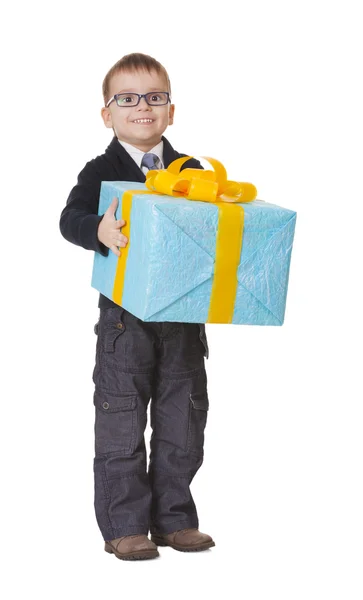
xmin=60 ymin=53 xmax=214 ymax=561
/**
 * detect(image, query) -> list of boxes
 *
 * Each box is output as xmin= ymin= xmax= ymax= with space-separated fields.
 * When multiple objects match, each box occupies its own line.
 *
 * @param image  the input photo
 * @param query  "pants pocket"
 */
xmin=187 ymin=391 xmax=209 ymax=457
xmin=94 ymin=390 xmax=137 ymax=455
xmin=103 ymin=308 xmax=126 ymax=353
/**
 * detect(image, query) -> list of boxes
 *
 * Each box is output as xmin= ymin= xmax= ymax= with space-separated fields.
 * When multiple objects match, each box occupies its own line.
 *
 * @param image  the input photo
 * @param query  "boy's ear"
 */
xmin=101 ymin=106 xmax=113 ymax=129
xmin=168 ymin=103 xmax=175 ymax=126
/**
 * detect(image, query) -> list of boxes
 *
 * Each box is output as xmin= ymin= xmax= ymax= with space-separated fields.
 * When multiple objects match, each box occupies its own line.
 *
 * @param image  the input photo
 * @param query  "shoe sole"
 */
xmin=151 ymin=535 xmax=215 ymax=552
xmin=105 ymin=542 xmax=159 ymax=560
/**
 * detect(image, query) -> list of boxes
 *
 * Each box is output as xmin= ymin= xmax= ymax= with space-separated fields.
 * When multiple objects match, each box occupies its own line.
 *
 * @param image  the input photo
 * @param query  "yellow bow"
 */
xmin=145 ymin=156 xmax=257 ymax=203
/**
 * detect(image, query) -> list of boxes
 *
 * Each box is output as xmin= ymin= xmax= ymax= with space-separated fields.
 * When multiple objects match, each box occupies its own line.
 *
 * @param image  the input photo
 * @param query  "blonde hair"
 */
xmin=102 ymin=53 xmax=171 ymax=106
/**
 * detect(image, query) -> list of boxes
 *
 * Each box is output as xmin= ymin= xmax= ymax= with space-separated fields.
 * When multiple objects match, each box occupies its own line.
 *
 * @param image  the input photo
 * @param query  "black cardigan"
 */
xmin=60 ymin=135 xmax=202 ymax=309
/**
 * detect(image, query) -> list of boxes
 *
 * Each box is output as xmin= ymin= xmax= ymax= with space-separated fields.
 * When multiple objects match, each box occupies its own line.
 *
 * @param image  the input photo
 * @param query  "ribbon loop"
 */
xmin=145 ymin=156 xmax=257 ymax=204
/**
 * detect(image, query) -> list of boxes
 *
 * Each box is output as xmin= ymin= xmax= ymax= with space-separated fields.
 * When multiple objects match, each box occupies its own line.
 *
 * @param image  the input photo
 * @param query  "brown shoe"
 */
xmin=151 ymin=528 xmax=215 ymax=552
xmin=104 ymin=534 xmax=159 ymax=560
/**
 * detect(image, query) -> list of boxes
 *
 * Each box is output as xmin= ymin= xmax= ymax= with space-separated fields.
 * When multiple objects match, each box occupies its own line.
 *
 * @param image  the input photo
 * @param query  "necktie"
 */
xmin=141 ymin=152 xmax=161 ymax=171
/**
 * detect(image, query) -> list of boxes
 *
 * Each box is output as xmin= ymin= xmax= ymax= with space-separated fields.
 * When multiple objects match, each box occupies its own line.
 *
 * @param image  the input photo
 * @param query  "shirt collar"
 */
xmin=118 ymin=139 xmax=164 ymax=169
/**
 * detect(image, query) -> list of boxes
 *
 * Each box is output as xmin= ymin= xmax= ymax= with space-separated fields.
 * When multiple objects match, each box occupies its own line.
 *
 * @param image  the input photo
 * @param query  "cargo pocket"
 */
xmin=103 ymin=311 xmax=126 ymax=354
xmin=100 ymin=309 xmax=127 ymax=373
xmin=187 ymin=391 xmax=209 ymax=457
xmin=198 ymin=324 xmax=209 ymax=359
xmin=94 ymin=390 xmax=137 ymax=456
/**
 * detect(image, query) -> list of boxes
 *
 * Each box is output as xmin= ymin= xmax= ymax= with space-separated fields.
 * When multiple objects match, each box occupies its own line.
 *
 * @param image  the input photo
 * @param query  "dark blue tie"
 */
xmin=141 ymin=152 xmax=160 ymax=171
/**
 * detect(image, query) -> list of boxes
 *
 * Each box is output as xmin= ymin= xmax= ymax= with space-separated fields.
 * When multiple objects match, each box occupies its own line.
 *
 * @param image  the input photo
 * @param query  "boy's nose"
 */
xmin=137 ymin=97 xmax=151 ymax=110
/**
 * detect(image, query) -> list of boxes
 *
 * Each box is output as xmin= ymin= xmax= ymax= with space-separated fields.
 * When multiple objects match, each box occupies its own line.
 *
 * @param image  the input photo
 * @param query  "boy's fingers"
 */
xmin=112 ymin=231 xmax=128 ymax=241
xmin=114 ymin=233 xmax=128 ymax=242
xmin=110 ymin=244 xmax=121 ymax=257
xmin=115 ymin=219 xmax=126 ymax=228
xmin=106 ymin=197 xmax=119 ymax=216
xmin=113 ymin=236 xmax=127 ymax=247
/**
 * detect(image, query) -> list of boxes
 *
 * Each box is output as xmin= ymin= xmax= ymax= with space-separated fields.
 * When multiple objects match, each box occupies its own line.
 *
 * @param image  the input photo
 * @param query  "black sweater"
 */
xmin=59 ymin=135 xmax=201 ymax=309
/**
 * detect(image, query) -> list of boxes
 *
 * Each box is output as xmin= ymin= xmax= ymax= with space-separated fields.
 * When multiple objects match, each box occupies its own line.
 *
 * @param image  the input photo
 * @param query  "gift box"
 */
xmin=91 ymin=158 xmax=296 ymax=325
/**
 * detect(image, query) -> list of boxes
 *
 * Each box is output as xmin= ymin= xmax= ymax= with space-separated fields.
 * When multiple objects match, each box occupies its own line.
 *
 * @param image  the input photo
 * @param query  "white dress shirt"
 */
xmin=118 ymin=139 xmax=164 ymax=174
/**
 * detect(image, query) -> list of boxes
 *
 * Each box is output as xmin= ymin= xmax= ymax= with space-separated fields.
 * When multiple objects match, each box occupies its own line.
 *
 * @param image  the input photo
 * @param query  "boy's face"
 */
xmin=101 ymin=69 xmax=175 ymax=152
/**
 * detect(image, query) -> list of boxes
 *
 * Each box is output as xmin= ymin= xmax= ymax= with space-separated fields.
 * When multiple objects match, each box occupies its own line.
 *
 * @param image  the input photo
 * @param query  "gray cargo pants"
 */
xmin=92 ymin=306 xmax=209 ymax=541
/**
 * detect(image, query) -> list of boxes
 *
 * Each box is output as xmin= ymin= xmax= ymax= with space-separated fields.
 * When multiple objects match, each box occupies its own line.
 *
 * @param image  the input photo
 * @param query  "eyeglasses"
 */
xmin=106 ymin=92 xmax=170 ymax=108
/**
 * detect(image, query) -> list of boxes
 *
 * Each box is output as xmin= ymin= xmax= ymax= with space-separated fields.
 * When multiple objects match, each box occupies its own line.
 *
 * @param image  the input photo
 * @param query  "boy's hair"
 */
xmin=102 ymin=53 xmax=171 ymax=106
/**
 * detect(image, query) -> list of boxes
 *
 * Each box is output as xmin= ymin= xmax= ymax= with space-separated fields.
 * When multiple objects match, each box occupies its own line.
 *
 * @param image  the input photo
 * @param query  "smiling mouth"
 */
xmin=133 ymin=119 xmax=154 ymax=124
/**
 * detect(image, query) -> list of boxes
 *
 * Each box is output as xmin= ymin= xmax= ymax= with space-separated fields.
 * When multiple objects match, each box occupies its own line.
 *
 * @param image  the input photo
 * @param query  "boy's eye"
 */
xmin=116 ymin=94 xmax=137 ymax=106
xmin=146 ymin=92 xmax=169 ymax=105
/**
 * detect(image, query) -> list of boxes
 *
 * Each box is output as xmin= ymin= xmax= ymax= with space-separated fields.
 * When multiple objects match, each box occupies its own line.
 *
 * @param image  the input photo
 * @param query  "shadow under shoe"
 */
xmin=105 ymin=534 xmax=159 ymax=560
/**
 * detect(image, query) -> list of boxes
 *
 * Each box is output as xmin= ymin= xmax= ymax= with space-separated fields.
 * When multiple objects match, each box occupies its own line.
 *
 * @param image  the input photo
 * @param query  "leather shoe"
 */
xmin=151 ymin=528 xmax=215 ymax=552
xmin=104 ymin=534 xmax=159 ymax=560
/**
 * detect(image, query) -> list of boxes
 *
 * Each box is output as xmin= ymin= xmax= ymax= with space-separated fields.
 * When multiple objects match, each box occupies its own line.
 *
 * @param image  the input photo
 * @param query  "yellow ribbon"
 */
xmin=112 ymin=190 xmax=155 ymax=307
xmin=113 ymin=157 xmax=257 ymax=323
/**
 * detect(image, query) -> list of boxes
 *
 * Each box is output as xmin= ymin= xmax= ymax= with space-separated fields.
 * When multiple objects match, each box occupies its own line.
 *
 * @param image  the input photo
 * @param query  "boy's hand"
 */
xmin=97 ymin=197 xmax=128 ymax=257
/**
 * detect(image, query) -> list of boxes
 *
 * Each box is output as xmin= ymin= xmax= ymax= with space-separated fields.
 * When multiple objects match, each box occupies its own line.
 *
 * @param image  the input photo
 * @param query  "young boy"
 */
xmin=59 ymin=53 xmax=215 ymax=560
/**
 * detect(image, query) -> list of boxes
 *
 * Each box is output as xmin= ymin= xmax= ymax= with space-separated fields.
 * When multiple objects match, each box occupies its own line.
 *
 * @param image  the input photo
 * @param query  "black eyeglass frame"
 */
xmin=106 ymin=91 xmax=171 ymax=108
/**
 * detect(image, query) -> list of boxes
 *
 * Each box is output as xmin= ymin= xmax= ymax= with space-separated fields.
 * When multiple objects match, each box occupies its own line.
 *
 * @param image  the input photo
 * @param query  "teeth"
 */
xmin=133 ymin=119 xmax=153 ymax=123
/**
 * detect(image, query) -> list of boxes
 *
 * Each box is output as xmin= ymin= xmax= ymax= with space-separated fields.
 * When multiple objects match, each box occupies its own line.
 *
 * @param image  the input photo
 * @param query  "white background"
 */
xmin=1 ymin=0 xmax=362 ymax=598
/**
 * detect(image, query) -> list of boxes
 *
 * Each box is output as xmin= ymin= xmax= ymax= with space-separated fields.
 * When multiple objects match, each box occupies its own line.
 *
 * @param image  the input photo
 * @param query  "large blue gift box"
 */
xmin=91 ymin=181 xmax=296 ymax=325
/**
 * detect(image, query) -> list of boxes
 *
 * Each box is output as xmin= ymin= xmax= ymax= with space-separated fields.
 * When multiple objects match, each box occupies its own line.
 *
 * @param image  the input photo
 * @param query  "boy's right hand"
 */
xmin=97 ymin=197 xmax=128 ymax=257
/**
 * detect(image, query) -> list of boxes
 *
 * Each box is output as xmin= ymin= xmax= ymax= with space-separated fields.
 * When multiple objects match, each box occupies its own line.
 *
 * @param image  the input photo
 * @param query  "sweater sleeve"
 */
xmin=59 ymin=160 xmax=109 ymax=256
